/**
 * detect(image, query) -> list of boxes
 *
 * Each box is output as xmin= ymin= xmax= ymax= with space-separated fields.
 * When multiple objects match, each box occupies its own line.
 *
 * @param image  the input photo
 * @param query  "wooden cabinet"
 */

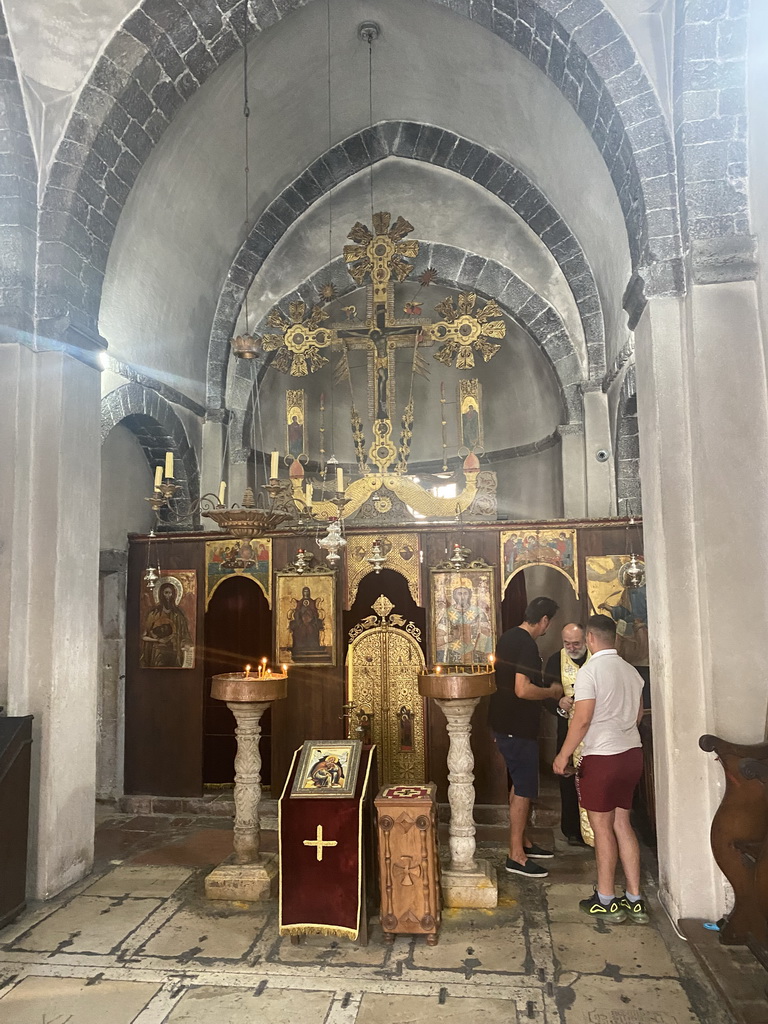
xmin=374 ymin=783 xmax=441 ymax=945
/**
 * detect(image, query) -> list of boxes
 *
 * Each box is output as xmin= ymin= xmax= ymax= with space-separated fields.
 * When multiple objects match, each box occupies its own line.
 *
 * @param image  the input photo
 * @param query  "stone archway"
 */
xmin=226 ymin=247 xmax=583 ymax=448
xmin=36 ymin=0 xmax=687 ymax=348
xmin=207 ymin=124 xmax=605 ymax=409
xmin=101 ymin=383 xmax=200 ymax=527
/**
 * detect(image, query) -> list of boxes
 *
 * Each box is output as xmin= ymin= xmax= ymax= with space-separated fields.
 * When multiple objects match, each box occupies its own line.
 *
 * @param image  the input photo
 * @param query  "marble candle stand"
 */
xmin=205 ymin=671 xmax=287 ymax=902
xmin=419 ymin=670 xmax=498 ymax=909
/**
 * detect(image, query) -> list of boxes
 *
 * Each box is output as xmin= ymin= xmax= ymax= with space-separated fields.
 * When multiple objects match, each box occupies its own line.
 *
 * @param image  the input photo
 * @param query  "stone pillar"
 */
xmin=434 ymin=696 xmax=497 ymax=909
xmin=201 ymin=413 xmax=226 ymax=527
xmin=582 ymin=383 xmax=616 ymax=516
xmin=634 ymin=280 xmax=768 ymax=921
xmin=0 ymin=343 xmax=101 ymax=899
xmin=557 ymin=423 xmax=587 ymax=517
xmin=97 ymin=551 xmax=128 ymax=800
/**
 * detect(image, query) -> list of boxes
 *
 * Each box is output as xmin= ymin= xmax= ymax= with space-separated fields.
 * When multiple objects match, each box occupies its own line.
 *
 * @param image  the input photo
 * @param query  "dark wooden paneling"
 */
xmin=124 ymin=521 xmax=642 ymax=803
xmin=125 ymin=537 xmax=206 ymax=796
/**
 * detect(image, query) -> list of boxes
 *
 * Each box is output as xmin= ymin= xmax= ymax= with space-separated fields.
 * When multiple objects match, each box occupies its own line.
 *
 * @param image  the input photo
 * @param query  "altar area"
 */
xmin=124 ymin=517 xmax=645 ymax=807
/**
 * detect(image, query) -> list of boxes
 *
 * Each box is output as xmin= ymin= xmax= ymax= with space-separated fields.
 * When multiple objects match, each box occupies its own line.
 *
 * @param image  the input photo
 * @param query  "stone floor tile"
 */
xmin=139 ymin=904 xmax=268 ymax=960
xmin=410 ymin=907 xmax=527 ymax=973
xmin=84 ymin=864 xmax=194 ymax=898
xmin=166 ymin=985 xmax=333 ymax=1023
xmin=129 ymin=829 xmax=235 ymax=867
xmin=560 ymin=973 xmax=701 ymax=1024
xmin=0 ymin=975 xmax=160 ymax=1023
xmin=550 ymin=920 xmax=679 ymax=976
xmin=11 ymin=896 xmax=162 ymax=954
xmin=270 ymin=921 xmax=391 ymax=966
xmin=357 ymin=992 xmax=522 ymax=1023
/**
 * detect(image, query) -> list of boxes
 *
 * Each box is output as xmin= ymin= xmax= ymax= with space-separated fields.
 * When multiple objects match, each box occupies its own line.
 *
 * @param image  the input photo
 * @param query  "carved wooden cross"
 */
xmin=303 ymin=824 xmax=338 ymax=862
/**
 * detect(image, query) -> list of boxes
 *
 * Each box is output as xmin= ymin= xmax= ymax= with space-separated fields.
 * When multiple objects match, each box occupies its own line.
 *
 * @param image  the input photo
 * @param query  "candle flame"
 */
xmin=244 ymin=664 xmax=251 ymax=676
xmin=282 ymin=664 xmax=288 ymax=674
xmin=435 ymin=665 xmax=442 ymax=674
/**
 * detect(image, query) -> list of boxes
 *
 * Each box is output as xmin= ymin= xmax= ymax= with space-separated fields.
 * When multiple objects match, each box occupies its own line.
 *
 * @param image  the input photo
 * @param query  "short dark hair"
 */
xmin=587 ymin=614 xmax=617 ymax=643
xmin=524 ymin=597 xmax=559 ymax=624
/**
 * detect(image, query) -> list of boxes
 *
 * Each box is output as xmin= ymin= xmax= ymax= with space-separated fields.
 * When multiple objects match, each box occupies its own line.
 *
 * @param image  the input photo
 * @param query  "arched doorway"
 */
xmin=203 ymin=576 xmax=272 ymax=785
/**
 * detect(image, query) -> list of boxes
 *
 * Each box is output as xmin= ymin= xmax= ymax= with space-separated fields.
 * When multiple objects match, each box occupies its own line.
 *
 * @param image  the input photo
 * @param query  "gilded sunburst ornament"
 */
xmin=343 ymin=212 xmax=420 ymax=302
xmin=426 ymin=293 xmax=506 ymax=369
xmin=260 ymin=301 xmax=334 ymax=376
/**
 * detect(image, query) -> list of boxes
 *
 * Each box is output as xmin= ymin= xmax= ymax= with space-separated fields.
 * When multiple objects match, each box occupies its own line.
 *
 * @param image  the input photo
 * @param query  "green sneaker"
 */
xmin=619 ymin=894 xmax=650 ymax=924
xmin=579 ymin=890 xmax=627 ymax=923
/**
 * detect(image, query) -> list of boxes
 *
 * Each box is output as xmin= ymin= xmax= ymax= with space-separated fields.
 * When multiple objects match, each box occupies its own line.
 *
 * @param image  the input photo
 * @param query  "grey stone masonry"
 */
xmin=0 ymin=7 xmax=37 ymax=339
xmin=223 ymin=246 xmax=585 ymax=426
xmin=208 ymin=121 xmax=603 ymax=410
xmin=615 ymin=364 xmax=642 ymax=516
xmin=37 ymin=0 xmax=682 ymax=360
xmin=101 ymin=383 xmax=200 ymax=528
xmin=673 ymin=0 xmax=753 ymax=282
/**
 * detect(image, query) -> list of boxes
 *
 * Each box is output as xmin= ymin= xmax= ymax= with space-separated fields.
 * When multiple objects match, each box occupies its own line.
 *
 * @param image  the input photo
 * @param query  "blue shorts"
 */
xmin=493 ymin=733 xmax=539 ymax=799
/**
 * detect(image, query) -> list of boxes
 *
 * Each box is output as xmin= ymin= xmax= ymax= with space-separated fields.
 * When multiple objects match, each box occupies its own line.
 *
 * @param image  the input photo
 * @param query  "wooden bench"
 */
xmin=699 ymin=734 xmax=768 ymax=951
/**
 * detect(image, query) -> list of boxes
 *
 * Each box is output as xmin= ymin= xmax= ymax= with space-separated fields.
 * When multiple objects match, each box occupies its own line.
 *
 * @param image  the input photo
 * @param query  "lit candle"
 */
xmin=488 ymin=654 xmax=495 ymax=666
xmin=435 ymin=664 xmax=442 ymax=674
xmin=270 ymin=450 xmax=279 ymax=478
xmin=154 ymin=465 xmax=163 ymax=490
xmin=164 ymin=451 xmax=174 ymax=479
xmin=336 ymin=467 xmax=344 ymax=491
xmin=306 ymin=483 xmax=313 ymax=505
xmin=244 ymin=664 xmax=251 ymax=677
xmin=282 ymin=664 xmax=288 ymax=675
xmin=218 ymin=481 xmax=226 ymax=505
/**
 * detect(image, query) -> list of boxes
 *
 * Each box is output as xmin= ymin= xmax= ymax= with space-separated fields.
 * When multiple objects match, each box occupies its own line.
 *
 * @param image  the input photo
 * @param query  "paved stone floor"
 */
xmin=0 ymin=813 xmax=742 ymax=1024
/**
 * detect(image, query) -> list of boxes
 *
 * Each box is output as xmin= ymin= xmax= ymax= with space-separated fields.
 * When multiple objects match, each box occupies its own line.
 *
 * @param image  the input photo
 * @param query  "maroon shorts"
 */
xmin=576 ymin=747 xmax=643 ymax=812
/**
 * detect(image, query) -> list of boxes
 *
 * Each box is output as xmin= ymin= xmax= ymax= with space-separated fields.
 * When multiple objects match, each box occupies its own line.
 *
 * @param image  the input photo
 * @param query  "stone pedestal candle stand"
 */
xmin=418 ymin=668 xmax=498 ymax=909
xmin=205 ymin=669 xmax=288 ymax=902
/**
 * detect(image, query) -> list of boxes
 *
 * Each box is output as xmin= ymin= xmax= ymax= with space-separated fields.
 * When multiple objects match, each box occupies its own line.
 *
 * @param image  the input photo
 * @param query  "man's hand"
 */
xmin=553 ymin=752 xmax=570 ymax=775
xmin=558 ymin=696 xmax=574 ymax=713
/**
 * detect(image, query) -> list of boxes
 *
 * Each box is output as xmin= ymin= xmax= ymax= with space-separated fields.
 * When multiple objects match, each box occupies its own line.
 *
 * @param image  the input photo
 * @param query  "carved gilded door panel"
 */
xmin=347 ymin=596 xmax=426 ymax=786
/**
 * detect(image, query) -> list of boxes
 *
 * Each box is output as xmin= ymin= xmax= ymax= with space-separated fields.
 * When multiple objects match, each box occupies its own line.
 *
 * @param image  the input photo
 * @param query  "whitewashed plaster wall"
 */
xmin=98 ymin=0 xmax=632 ymax=402
xmin=99 ymin=423 xmax=156 ymax=547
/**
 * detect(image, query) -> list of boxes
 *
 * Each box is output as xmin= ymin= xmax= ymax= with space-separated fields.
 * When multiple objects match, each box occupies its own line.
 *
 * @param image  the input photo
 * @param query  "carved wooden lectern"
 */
xmin=374 ymin=783 xmax=441 ymax=945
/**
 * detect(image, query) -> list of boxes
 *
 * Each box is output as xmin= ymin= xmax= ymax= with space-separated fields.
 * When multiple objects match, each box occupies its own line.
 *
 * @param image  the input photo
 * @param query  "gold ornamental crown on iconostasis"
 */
xmin=231 ymin=212 xmax=507 ymax=522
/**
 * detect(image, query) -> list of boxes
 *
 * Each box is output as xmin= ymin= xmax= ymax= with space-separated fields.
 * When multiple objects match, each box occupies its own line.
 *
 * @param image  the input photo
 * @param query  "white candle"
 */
xmin=218 ymin=481 xmax=226 ymax=505
xmin=164 ymin=451 xmax=174 ymax=479
xmin=336 ymin=467 xmax=344 ymax=491
xmin=270 ymin=451 xmax=279 ymax=478
xmin=306 ymin=483 xmax=313 ymax=505
xmin=154 ymin=465 xmax=163 ymax=490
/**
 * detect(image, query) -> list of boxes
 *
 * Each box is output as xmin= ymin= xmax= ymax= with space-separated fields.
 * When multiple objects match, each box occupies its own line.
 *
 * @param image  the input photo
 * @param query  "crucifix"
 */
xmin=255 ymin=211 xmax=506 ymax=475
xmin=303 ymin=824 xmax=338 ymax=862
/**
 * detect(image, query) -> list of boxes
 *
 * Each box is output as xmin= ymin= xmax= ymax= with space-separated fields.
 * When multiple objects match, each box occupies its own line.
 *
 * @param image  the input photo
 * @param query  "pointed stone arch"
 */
xmin=228 ymin=246 xmax=583 ymax=450
xmin=37 ymin=0 xmax=684 ymax=350
xmin=207 ymin=123 xmax=604 ymax=410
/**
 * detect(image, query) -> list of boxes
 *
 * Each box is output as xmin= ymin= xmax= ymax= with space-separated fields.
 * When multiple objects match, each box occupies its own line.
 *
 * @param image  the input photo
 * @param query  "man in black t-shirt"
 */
xmin=489 ymin=596 xmax=562 ymax=878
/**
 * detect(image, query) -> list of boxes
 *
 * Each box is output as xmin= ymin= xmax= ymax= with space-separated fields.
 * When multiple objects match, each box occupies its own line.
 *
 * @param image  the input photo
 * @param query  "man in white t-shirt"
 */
xmin=552 ymin=613 xmax=647 ymax=924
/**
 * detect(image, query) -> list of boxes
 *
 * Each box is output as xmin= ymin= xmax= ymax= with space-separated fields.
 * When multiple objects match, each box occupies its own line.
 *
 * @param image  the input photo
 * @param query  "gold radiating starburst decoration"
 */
xmin=260 ymin=301 xmax=334 ymax=376
xmin=426 ymin=292 xmax=506 ymax=369
xmin=343 ymin=212 xmax=420 ymax=303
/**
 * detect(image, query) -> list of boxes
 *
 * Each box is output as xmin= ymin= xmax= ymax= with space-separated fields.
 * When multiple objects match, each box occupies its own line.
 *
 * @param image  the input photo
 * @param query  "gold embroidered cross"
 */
xmin=303 ymin=824 xmax=338 ymax=862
